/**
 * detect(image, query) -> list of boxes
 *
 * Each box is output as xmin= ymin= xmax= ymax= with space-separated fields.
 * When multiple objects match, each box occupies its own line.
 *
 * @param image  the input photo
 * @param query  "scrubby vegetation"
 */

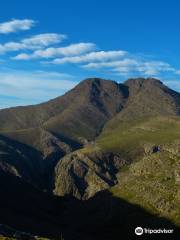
xmin=96 ymin=116 xmax=180 ymax=226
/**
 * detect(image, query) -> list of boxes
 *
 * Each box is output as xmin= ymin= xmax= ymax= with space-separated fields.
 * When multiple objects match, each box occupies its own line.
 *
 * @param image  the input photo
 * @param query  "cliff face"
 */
xmin=54 ymin=149 xmax=128 ymax=199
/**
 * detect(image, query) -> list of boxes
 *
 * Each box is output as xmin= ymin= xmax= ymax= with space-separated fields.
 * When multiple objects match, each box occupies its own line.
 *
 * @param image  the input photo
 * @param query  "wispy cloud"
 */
xmin=81 ymin=57 xmax=175 ymax=76
xmin=174 ymin=70 xmax=180 ymax=75
xmin=21 ymin=33 xmax=66 ymax=47
xmin=0 ymin=17 xmax=179 ymax=109
xmin=83 ymin=58 xmax=137 ymax=69
xmin=0 ymin=33 xmax=66 ymax=54
xmin=52 ymin=50 xmax=127 ymax=64
xmin=1 ymin=18 xmax=179 ymax=79
xmin=11 ymin=33 xmax=177 ymax=77
xmin=13 ymin=42 xmax=96 ymax=59
xmin=0 ymin=70 xmax=77 ymax=108
xmin=0 ymin=19 xmax=35 ymax=34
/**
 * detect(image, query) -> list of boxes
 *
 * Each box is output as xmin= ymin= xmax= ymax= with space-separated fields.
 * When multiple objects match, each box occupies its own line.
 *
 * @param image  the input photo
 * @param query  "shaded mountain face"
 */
xmin=1 ymin=172 xmax=179 ymax=240
xmin=0 ymin=135 xmax=43 ymax=186
xmin=0 ymin=77 xmax=180 ymax=239
xmin=0 ymin=131 xmax=72 ymax=190
xmin=0 ymin=169 xmax=64 ymax=238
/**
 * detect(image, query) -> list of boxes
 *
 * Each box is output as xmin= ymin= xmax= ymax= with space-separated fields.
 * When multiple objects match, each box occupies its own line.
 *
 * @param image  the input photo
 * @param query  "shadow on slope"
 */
xmin=0 ymin=174 xmax=179 ymax=240
xmin=0 ymin=170 xmax=65 ymax=238
xmin=0 ymin=134 xmax=43 ymax=187
xmin=63 ymin=190 xmax=180 ymax=240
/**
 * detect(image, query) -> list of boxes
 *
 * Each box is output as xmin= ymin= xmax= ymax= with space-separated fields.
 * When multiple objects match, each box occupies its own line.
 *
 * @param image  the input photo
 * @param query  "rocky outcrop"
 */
xmin=54 ymin=149 xmax=128 ymax=199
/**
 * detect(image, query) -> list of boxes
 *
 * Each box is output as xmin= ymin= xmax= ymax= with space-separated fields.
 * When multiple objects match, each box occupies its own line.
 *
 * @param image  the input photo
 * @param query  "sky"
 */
xmin=0 ymin=0 xmax=180 ymax=108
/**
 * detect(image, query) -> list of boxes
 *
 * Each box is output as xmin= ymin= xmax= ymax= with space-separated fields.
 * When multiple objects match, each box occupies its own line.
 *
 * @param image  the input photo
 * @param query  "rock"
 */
xmin=54 ymin=150 xmax=127 ymax=199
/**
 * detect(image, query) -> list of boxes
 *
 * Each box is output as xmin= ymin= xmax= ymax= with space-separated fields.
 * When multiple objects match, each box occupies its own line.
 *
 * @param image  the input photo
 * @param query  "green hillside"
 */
xmin=96 ymin=116 xmax=180 ymax=225
xmin=98 ymin=116 xmax=180 ymax=156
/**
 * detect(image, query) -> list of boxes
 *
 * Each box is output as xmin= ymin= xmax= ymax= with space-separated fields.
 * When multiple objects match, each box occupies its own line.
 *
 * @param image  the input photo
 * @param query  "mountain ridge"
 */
xmin=0 ymin=77 xmax=179 ymax=135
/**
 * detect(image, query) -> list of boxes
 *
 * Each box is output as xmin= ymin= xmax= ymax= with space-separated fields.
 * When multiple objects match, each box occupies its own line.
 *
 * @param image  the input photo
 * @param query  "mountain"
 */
xmin=115 ymin=78 xmax=180 ymax=119
xmin=0 ymin=78 xmax=179 ymax=143
xmin=52 ymin=78 xmax=180 ymax=199
xmin=0 ymin=77 xmax=180 ymax=239
xmin=0 ymin=78 xmax=128 ymax=141
xmin=0 ymin=78 xmax=129 ymax=191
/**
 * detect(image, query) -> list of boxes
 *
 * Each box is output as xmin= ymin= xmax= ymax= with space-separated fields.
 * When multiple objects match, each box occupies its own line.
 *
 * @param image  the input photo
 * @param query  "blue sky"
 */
xmin=0 ymin=0 xmax=180 ymax=108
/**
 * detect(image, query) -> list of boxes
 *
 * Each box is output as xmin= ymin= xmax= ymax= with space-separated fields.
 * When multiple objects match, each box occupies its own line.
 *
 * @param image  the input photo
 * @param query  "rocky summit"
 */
xmin=0 ymin=77 xmax=180 ymax=240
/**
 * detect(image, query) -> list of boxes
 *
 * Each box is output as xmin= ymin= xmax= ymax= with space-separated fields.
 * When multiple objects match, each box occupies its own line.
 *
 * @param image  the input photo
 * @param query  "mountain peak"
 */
xmin=111 ymin=77 xmax=180 ymax=121
xmin=76 ymin=77 xmax=118 ymax=89
xmin=124 ymin=77 xmax=163 ymax=87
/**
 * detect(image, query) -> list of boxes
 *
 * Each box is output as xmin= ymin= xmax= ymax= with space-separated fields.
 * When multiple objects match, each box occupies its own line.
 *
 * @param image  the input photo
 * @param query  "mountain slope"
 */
xmin=112 ymin=78 xmax=180 ymax=121
xmin=102 ymin=118 xmax=180 ymax=226
xmin=0 ymin=169 xmax=64 ymax=238
xmin=0 ymin=77 xmax=180 ymax=239
xmin=0 ymin=78 xmax=128 ymax=142
xmin=0 ymin=78 xmax=129 ymax=191
xmin=53 ymin=116 xmax=180 ymax=233
xmin=0 ymin=77 xmax=179 ymax=143
xmin=0 ymin=134 xmax=43 ymax=187
xmin=54 ymin=148 xmax=127 ymax=199
xmin=100 ymin=115 xmax=180 ymax=227
xmin=0 ymin=77 xmax=180 ymax=194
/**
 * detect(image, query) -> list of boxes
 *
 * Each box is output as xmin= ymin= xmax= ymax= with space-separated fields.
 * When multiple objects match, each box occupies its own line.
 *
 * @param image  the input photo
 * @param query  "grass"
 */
xmin=95 ymin=116 xmax=180 ymax=226
xmin=54 ymin=115 xmax=180 ymax=226
xmin=109 ymin=148 xmax=180 ymax=225
xmin=97 ymin=116 xmax=180 ymax=156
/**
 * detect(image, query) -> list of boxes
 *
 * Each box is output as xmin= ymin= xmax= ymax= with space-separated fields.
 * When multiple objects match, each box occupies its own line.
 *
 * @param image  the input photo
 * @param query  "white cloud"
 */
xmin=83 ymin=58 xmax=137 ymax=69
xmin=0 ymin=42 xmax=23 ymax=52
xmin=175 ymin=70 xmax=180 ymax=75
xmin=21 ymin=33 xmax=66 ymax=47
xmin=138 ymin=61 xmax=174 ymax=75
xmin=0 ymin=33 xmax=66 ymax=54
xmin=0 ymin=70 xmax=77 ymax=108
xmin=0 ymin=18 xmax=179 ymax=88
xmin=83 ymin=58 xmax=175 ymax=76
xmin=0 ymin=19 xmax=35 ymax=34
xmin=11 ymin=53 xmax=30 ymax=60
xmin=13 ymin=42 xmax=96 ymax=60
xmin=52 ymin=50 xmax=127 ymax=64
